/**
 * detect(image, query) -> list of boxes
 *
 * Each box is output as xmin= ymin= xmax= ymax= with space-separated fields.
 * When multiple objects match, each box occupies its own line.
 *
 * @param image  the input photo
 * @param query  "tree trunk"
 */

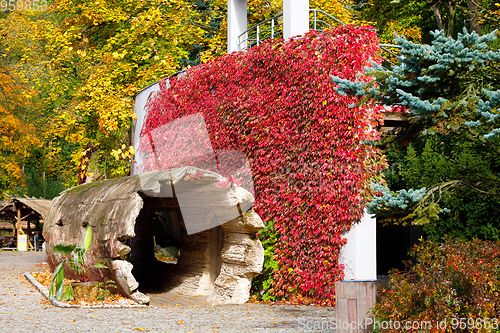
xmin=78 ymin=143 xmax=97 ymax=185
xmin=447 ymin=1 xmax=455 ymax=37
xmin=426 ymin=0 xmax=445 ymax=30
xmin=468 ymin=0 xmax=482 ymax=34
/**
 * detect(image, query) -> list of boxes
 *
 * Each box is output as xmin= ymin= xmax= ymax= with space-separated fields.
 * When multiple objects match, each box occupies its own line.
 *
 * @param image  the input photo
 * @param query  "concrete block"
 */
xmin=336 ymin=280 xmax=379 ymax=333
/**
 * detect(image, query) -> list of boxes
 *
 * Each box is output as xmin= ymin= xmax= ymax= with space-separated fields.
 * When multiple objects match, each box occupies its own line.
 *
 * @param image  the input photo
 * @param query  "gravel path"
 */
xmin=0 ymin=251 xmax=336 ymax=332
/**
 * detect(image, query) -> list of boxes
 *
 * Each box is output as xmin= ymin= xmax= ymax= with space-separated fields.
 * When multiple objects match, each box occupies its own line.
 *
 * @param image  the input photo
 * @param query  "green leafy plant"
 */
xmin=252 ymin=219 xmax=280 ymax=302
xmin=48 ymin=261 xmax=74 ymax=302
xmin=49 ymin=226 xmax=107 ymax=301
xmin=95 ymin=280 xmax=117 ymax=301
xmin=371 ymin=136 xmax=500 ymax=241
xmin=333 ymin=29 xmax=500 ymax=243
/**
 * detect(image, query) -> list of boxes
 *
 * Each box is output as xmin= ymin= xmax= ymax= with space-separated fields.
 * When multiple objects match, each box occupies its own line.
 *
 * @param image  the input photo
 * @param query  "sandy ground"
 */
xmin=0 ymin=251 xmax=337 ymax=332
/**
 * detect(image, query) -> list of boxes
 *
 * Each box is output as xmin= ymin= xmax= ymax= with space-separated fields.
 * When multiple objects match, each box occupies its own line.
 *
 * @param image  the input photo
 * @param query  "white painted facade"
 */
xmin=227 ymin=0 xmax=248 ymax=53
xmin=283 ymin=0 xmax=309 ymax=40
xmin=131 ymin=82 xmax=161 ymax=175
xmin=339 ymin=211 xmax=377 ymax=280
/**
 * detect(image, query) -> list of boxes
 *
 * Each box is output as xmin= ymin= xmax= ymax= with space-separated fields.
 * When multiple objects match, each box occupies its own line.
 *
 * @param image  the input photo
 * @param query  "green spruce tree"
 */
xmin=334 ymin=29 xmax=500 ymax=240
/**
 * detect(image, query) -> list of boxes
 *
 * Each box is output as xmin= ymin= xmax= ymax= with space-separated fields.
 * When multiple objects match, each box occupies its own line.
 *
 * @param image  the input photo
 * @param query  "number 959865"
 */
xmin=1 ymin=0 xmax=48 ymax=11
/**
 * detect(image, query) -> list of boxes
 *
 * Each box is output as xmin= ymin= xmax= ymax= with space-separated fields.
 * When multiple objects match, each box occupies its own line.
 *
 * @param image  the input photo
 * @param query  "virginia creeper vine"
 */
xmin=141 ymin=26 xmax=386 ymax=304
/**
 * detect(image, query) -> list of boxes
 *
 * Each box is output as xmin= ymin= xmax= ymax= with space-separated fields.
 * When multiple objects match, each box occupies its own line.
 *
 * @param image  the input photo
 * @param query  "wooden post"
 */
xmin=17 ymin=207 xmax=21 ymax=237
xmin=12 ymin=202 xmax=17 ymax=236
xmin=15 ymin=208 xmax=34 ymax=249
xmin=27 ymin=220 xmax=33 ymax=249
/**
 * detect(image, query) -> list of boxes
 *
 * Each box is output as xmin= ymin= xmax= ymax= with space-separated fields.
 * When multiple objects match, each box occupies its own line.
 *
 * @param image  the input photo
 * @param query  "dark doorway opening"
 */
xmin=152 ymin=211 xmax=182 ymax=265
xmin=377 ymin=222 xmax=424 ymax=282
xmin=129 ymin=193 xmax=185 ymax=293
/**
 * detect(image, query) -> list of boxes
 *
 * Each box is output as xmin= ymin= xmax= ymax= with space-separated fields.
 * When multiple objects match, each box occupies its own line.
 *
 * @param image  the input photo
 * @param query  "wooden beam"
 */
xmin=17 ymin=208 xmax=21 ymax=237
xmin=20 ymin=212 xmax=35 ymax=221
xmin=383 ymin=112 xmax=409 ymax=122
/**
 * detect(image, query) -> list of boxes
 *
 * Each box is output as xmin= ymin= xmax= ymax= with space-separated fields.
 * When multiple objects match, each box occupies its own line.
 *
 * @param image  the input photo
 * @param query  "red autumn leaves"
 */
xmin=141 ymin=26 xmax=385 ymax=304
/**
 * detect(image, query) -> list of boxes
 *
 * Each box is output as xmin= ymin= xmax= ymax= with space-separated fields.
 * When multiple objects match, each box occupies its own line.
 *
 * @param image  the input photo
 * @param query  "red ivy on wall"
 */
xmin=141 ymin=26 xmax=386 ymax=305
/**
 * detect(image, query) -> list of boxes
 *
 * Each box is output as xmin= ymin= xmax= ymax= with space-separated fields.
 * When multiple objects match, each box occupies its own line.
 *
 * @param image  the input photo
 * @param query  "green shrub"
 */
xmin=373 ymin=237 xmax=500 ymax=332
xmin=380 ymin=136 xmax=500 ymax=242
xmin=251 ymin=219 xmax=280 ymax=301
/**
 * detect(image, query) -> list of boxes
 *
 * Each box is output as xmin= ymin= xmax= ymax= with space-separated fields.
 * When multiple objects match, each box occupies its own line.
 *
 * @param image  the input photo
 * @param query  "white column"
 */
xmin=227 ymin=0 xmax=247 ymax=53
xmin=131 ymin=82 xmax=161 ymax=175
xmin=339 ymin=210 xmax=377 ymax=280
xmin=283 ymin=0 xmax=309 ymax=40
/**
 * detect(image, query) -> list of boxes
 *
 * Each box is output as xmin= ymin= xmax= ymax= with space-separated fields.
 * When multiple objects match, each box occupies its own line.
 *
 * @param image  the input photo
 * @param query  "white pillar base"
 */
xmin=339 ymin=211 xmax=377 ymax=281
xmin=283 ymin=0 xmax=309 ymax=40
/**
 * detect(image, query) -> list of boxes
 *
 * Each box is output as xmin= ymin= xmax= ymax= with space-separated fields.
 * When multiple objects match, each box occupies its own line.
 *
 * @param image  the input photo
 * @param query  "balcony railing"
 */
xmin=238 ymin=9 xmax=401 ymax=65
xmin=238 ymin=14 xmax=284 ymax=51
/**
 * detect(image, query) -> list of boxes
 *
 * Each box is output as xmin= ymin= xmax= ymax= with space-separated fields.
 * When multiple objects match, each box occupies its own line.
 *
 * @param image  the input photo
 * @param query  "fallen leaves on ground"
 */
xmin=247 ymin=294 xmax=332 ymax=306
xmin=31 ymin=270 xmax=137 ymax=306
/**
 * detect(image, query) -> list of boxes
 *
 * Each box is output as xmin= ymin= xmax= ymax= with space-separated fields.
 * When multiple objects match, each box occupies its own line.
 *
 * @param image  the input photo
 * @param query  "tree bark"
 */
xmin=447 ymin=1 xmax=455 ymax=37
xmin=426 ymin=0 xmax=445 ymax=30
xmin=468 ymin=0 xmax=482 ymax=34
xmin=78 ymin=143 xmax=97 ymax=185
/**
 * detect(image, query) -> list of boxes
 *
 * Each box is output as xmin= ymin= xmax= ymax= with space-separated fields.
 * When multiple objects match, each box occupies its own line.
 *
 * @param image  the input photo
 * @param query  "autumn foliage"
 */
xmin=0 ymin=73 xmax=42 ymax=198
xmin=141 ymin=26 xmax=385 ymax=304
xmin=374 ymin=238 xmax=500 ymax=332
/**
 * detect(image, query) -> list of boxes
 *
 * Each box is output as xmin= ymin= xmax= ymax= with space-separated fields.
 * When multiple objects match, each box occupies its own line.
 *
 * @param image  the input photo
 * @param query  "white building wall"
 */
xmin=283 ymin=0 xmax=309 ymax=40
xmin=339 ymin=211 xmax=377 ymax=280
xmin=131 ymin=82 xmax=161 ymax=175
xmin=227 ymin=0 xmax=248 ymax=52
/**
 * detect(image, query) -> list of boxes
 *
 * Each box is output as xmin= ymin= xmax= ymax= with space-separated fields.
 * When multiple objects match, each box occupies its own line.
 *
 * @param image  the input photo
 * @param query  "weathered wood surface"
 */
xmin=0 ymin=197 xmax=52 ymax=221
xmin=43 ymin=167 xmax=263 ymax=305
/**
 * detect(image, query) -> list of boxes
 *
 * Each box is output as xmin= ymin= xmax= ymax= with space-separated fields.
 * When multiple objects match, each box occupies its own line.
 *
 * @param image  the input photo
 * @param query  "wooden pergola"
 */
xmin=381 ymin=112 xmax=409 ymax=132
xmin=0 ymin=198 xmax=51 ymax=248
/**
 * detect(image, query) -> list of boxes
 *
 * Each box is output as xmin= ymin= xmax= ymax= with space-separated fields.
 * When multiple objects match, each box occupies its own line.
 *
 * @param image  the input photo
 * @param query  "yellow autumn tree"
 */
xmin=1 ymin=9 xmax=85 ymax=196
xmin=0 ymin=74 xmax=43 ymax=199
xmin=1 ymin=1 xmax=226 ymax=186
xmin=0 ymin=10 xmax=48 ymax=198
xmin=355 ymin=0 xmax=423 ymax=43
xmin=22 ymin=0 xmax=214 ymax=182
